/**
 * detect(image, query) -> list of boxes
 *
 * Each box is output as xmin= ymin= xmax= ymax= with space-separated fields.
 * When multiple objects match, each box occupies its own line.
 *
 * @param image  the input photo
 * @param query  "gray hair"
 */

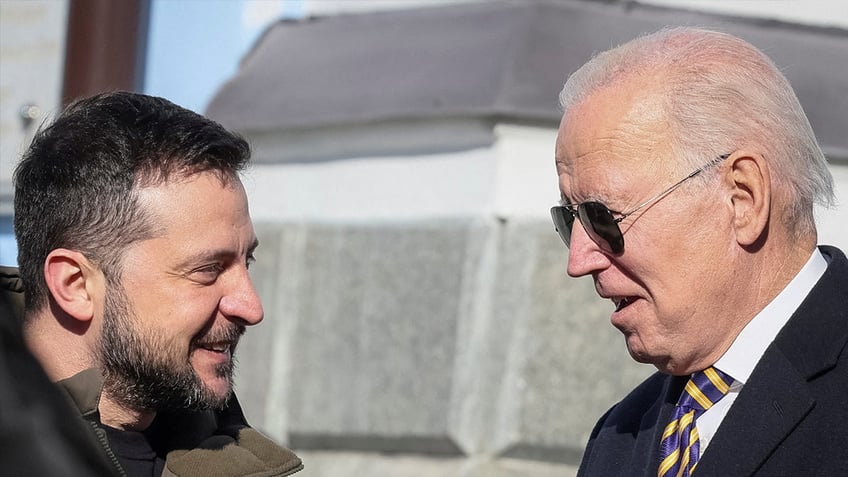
xmin=559 ymin=27 xmax=835 ymax=236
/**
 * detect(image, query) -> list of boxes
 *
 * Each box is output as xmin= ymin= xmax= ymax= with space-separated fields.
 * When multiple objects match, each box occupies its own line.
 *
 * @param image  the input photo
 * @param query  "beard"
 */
xmin=98 ymin=282 xmax=245 ymax=413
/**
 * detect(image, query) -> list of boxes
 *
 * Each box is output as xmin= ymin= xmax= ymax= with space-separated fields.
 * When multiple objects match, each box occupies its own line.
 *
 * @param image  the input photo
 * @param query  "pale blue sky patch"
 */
xmin=144 ymin=0 xmax=286 ymax=113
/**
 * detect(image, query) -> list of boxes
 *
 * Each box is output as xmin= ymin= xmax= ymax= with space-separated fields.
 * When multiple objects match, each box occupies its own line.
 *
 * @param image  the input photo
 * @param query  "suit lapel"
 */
xmin=634 ymin=375 xmax=686 ymax=477
xmin=695 ymin=348 xmax=814 ymax=475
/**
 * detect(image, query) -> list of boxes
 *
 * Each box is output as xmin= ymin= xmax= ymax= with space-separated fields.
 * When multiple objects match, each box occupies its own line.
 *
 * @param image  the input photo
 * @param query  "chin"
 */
xmin=627 ymin=349 xmax=655 ymax=365
xmin=625 ymin=342 xmax=670 ymax=372
xmin=624 ymin=334 xmax=649 ymax=361
xmin=198 ymin=371 xmax=233 ymax=398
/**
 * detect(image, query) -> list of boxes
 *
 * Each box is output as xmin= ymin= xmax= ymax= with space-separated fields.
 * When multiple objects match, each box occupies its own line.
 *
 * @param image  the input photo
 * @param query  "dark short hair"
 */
xmin=14 ymin=91 xmax=251 ymax=313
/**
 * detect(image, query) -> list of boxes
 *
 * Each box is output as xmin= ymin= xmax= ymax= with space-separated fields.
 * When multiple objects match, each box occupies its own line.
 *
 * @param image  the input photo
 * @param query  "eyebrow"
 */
xmin=176 ymin=237 xmax=260 ymax=271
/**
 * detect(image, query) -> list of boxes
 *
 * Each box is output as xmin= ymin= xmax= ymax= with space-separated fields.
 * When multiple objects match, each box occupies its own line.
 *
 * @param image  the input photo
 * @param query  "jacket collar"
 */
xmin=57 ymin=368 xmax=104 ymax=418
xmin=56 ymin=368 xmax=303 ymax=477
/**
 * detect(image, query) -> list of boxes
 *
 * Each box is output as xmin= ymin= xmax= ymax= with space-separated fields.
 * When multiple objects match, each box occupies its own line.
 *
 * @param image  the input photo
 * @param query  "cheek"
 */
xmin=173 ymin=290 xmax=222 ymax=334
xmin=133 ymin=289 xmax=218 ymax=339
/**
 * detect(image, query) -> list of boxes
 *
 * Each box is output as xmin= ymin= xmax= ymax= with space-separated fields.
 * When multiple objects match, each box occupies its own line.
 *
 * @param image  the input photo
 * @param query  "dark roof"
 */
xmin=206 ymin=0 xmax=848 ymax=159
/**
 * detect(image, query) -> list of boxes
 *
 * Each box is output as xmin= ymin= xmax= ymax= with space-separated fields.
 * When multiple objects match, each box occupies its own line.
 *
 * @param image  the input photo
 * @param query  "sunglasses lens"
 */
xmin=579 ymin=202 xmax=624 ymax=254
xmin=550 ymin=206 xmax=575 ymax=247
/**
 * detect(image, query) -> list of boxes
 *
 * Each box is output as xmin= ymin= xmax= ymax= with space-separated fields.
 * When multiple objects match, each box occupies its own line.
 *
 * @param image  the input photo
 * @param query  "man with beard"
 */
xmin=12 ymin=92 xmax=303 ymax=477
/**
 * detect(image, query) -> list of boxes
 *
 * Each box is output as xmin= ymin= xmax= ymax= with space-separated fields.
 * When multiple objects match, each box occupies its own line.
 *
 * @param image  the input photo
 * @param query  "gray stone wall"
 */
xmin=234 ymin=217 xmax=652 ymax=476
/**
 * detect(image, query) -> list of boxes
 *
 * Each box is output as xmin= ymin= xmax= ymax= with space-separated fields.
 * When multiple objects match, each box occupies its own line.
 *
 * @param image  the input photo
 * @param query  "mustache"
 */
xmin=192 ymin=323 xmax=246 ymax=348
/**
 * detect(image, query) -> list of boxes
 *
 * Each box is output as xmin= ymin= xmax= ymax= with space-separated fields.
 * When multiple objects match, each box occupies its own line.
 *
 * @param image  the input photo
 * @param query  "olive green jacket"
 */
xmin=59 ymin=368 xmax=303 ymax=477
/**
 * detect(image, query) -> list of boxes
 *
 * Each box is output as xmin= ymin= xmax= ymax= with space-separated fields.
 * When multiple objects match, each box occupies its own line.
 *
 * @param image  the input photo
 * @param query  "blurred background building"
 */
xmin=1 ymin=1 xmax=846 ymax=475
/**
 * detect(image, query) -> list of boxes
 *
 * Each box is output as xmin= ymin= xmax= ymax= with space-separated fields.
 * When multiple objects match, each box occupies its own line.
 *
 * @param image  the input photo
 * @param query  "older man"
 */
xmin=551 ymin=28 xmax=847 ymax=476
xmin=13 ymin=92 xmax=303 ymax=477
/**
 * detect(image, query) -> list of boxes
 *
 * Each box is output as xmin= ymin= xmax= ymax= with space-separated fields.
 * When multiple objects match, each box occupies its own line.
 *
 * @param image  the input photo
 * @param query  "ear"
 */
xmin=727 ymin=152 xmax=771 ymax=247
xmin=43 ymin=249 xmax=101 ymax=323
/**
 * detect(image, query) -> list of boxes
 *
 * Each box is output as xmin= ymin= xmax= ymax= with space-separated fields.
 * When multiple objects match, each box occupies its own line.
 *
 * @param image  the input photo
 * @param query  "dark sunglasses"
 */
xmin=550 ymin=155 xmax=728 ymax=254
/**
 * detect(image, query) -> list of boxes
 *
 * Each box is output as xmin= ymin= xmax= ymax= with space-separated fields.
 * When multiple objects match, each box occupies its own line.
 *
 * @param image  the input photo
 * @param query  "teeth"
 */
xmin=204 ymin=343 xmax=229 ymax=353
xmin=613 ymin=297 xmax=632 ymax=311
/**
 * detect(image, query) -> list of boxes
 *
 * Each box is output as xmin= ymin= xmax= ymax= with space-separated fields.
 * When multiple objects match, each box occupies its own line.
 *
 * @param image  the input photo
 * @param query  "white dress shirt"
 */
xmin=696 ymin=248 xmax=828 ymax=453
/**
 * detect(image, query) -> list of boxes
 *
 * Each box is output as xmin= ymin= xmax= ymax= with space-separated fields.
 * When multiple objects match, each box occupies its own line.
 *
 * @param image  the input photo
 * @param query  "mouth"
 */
xmin=191 ymin=324 xmax=245 ymax=359
xmin=196 ymin=341 xmax=234 ymax=357
xmin=612 ymin=296 xmax=637 ymax=312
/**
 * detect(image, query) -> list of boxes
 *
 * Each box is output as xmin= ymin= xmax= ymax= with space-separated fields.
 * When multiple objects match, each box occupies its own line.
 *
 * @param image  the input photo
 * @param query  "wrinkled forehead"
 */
xmin=555 ymin=82 xmax=676 ymax=181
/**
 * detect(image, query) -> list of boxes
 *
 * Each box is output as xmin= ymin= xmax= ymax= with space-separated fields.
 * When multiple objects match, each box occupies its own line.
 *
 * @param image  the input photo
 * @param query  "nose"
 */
xmin=566 ymin=219 xmax=611 ymax=278
xmin=219 ymin=267 xmax=264 ymax=326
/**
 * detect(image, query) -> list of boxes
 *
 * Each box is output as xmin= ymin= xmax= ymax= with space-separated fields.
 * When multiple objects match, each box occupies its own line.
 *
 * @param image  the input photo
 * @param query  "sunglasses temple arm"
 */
xmin=617 ymin=168 xmax=708 ymax=219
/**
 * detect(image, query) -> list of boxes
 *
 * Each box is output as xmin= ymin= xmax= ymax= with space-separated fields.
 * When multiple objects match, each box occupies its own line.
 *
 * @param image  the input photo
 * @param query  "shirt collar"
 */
xmin=714 ymin=248 xmax=827 ymax=385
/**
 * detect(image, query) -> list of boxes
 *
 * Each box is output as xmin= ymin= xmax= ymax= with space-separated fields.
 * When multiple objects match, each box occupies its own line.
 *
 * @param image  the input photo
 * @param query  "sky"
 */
xmin=143 ymin=0 xmax=296 ymax=114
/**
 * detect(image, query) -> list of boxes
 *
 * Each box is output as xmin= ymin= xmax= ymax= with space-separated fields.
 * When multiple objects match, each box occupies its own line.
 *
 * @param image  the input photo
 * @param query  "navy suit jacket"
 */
xmin=576 ymin=246 xmax=848 ymax=476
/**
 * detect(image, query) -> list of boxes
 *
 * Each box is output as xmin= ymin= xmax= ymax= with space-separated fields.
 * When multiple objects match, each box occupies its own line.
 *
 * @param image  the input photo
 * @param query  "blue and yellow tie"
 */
xmin=658 ymin=367 xmax=733 ymax=477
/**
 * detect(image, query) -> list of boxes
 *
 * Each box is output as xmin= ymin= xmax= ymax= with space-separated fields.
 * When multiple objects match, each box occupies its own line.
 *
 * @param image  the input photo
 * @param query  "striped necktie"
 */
xmin=658 ymin=367 xmax=733 ymax=477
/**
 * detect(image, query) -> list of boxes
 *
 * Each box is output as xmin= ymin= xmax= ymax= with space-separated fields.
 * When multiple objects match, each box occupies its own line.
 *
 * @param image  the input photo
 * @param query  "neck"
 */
xmin=712 ymin=233 xmax=817 ymax=364
xmin=669 ymin=233 xmax=817 ymax=376
xmin=97 ymin=394 xmax=157 ymax=431
xmin=23 ymin=310 xmax=92 ymax=383
xmin=749 ymin=234 xmax=817 ymax=308
xmin=24 ymin=308 xmax=158 ymax=431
